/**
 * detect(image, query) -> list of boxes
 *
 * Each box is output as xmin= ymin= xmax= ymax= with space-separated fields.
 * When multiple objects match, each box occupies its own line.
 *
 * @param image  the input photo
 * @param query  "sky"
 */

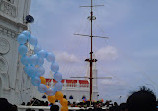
xmin=30 ymin=0 xmax=158 ymax=104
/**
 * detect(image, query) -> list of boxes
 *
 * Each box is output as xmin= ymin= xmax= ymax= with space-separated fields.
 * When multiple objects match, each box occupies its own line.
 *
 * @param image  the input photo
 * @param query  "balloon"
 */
xmin=48 ymin=95 xmax=56 ymax=103
xmin=22 ymin=30 xmax=31 ymax=39
xmin=60 ymin=98 xmax=68 ymax=106
xmin=36 ymin=57 xmax=44 ymax=66
xmin=25 ymin=66 xmax=36 ymax=78
xmin=46 ymin=87 xmax=56 ymax=96
xmin=54 ymin=82 xmax=63 ymax=91
xmin=55 ymin=91 xmax=63 ymax=100
xmin=46 ymin=52 xmax=55 ymax=63
xmin=51 ymin=62 xmax=59 ymax=73
xmin=44 ymin=85 xmax=50 ymax=95
xmin=29 ymin=35 xmax=37 ymax=46
xmin=60 ymin=106 xmax=68 ymax=111
xmin=38 ymin=50 xmax=47 ymax=58
xmin=54 ymin=72 xmax=62 ymax=82
xmin=40 ymin=77 xmax=46 ymax=85
xmin=37 ymin=66 xmax=45 ymax=76
xmin=38 ymin=84 xmax=47 ymax=93
xmin=31 ymin=76 xmax=41 ymax=86
xmin=46 ymin=85 xmax=49 ymax=89
xmin=18 ymin=45 xmax=28 ymax=56
xmin=17 ymin=34 xmax=28 ymax=44
xmin=30 ymin=54 xmax=38 ymax=65
xmin=34 ymin=45 xmax=41 ymax=54
xmin=21 ymin=55 xmax=30 ymax=66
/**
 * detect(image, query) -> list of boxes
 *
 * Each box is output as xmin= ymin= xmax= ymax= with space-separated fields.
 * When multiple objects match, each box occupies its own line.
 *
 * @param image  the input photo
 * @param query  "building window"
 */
xmin=69 ymin=95 xmax=73 ymax=99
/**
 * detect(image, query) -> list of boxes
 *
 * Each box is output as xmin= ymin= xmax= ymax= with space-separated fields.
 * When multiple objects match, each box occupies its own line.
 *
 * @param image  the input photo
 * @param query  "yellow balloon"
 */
xmin=60 ymin=98 xmax=68 ymax=106
xmin=61 ymin=106 xmax=68 ymax=111
xmin=40 ymin=77 xmax=46 ymax=85
xmin=48 ymin=95 xmax=56 ymax=103
xmin=55 ymin=91 xmax=63 ymax=100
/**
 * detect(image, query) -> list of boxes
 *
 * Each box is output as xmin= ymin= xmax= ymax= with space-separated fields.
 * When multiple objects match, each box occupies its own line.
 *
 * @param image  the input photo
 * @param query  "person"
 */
xmin=21 ymin=102 xmax=25 ymax=105
xmin=44 ymin=101 xmax=48 ymax=106
xmin=126 ymin=86 xmax=157 ymax=111
xmin=26 ymin=109 xmax=32 ymax=111
xmin=119 ymin=103 xmax=127 ymax=111
xmin=27 ymin=102 xmax=31 ymax=106
xmin=50 ymin=105 xmax=59 ymax=111
xmin=0 ymin=98 xmax=17 ymax=111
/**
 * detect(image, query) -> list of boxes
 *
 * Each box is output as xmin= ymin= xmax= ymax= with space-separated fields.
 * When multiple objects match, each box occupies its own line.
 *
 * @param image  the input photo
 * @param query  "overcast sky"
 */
xmin=30 ymin=0 xmax=158 ymax=103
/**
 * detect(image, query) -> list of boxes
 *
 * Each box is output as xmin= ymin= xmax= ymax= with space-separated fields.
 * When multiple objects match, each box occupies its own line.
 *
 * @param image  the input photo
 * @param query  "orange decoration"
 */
xmin=46 ymin=85 xmax=49 ymax=88
xmin=40 ymin=77 xmax=46 ymax=85
xmin=55 ymin=91 xmax=63 ymax=100
xmin=61 ymin=106 xmax=68 ymax=111
xmin=48 ymin=95 xmax=56 ymax=103
xmin=60 ymin=98 xmax=68 ymax=106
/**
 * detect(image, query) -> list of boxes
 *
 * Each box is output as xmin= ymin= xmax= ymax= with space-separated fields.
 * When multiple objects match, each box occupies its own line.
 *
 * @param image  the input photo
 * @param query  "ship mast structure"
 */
xmin=73 ymin=0 xmax=110 ymax=105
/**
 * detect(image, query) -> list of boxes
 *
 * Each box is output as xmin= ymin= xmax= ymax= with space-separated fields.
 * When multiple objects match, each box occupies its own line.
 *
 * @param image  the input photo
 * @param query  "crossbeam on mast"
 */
xmin=80 ymin=5 xmax=104 ymax=7
xmin=74 ymin=33 xmax=109 ymax=39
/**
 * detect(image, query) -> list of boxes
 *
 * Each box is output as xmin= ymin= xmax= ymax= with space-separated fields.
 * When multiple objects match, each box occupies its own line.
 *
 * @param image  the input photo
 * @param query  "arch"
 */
xmin=69 ymin=95 xmax=73 ymax=99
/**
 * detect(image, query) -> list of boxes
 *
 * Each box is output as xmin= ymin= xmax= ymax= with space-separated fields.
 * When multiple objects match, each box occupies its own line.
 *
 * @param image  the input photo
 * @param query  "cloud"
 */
xmin=96 ymin=46 xmax=118 ymax=61
xmin=55 ymin=51 xmax=80 ymax=64
xmin=100 ymin=79 xmax=126 ymax=86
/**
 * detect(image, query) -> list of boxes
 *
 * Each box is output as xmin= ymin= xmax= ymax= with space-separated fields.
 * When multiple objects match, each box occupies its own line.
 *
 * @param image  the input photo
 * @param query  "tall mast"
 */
xmin=90 ymin=0 xmax=93 ymax=104
xmin=72 ymin=0 xmax=109 ymax=105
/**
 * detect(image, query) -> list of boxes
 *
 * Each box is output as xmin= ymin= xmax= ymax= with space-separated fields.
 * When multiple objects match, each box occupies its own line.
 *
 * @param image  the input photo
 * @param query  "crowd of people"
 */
xmin=0 ymin=86 xmax=158 ymax=111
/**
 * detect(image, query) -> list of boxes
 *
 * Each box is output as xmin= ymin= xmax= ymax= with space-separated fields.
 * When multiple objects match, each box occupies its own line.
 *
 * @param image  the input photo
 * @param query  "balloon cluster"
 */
xmin=17 ymin=30 xmax=68 ymax=111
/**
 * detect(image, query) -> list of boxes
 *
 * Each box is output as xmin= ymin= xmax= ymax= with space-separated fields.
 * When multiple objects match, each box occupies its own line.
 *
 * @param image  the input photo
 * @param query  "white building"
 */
xmin=43 ymin=60 xmax=99 ymax=103
xmin=0 ymin=0 xmax=36 ymax=105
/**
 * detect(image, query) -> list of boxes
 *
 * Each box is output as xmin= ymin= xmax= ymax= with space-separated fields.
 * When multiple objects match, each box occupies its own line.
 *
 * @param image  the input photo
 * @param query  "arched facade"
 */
xmin=0 ymin=0 xmax=36 ymax=105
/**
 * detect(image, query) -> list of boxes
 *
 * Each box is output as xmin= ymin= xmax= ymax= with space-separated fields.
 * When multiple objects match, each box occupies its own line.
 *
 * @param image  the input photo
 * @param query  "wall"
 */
xmin=0 ymin=0 xmax=34 ymax=105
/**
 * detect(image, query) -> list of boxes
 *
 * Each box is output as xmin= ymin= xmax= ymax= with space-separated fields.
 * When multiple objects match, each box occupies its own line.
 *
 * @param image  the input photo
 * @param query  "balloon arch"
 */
xmin=17 ymin=30 xmax=68 ymax=111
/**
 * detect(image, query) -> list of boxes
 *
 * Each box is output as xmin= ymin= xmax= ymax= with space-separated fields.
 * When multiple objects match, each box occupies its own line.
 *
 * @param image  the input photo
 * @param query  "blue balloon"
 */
xmin=46 ymin=52 xmax=55 ymax=63
xmin=38 ymin=84 xmax=47 ymax=93
xmin=54 ymin=72 xmax=62 ymax=82
xmin=17 ymin=34 xmax=28 ymax=44
xmin=37 ymin=57 xmax=44 ymax=66
xmin=21 ymin=55 xmax=30 ymax=66
xmin=46 ymin=87 xmax=56 ymax=96
xmin=30 ymin=54 xmax=38 ymax=65
xmin=37 ymin=66 xmax=45 ymax=76
xmin=25 ymin=66 xmax=36 ymax=78
xmin=34 ymin=45 xmax=42 ymax=54
xmin=31 ymin=77 xmax=41 ymax=86
xmin=29 ymin=35 xmax=38 ymax=46
xmin=37 ymin=50 xmax=47 ymax=58
xmin=21 ymin=30 xmax=31 ymax=39
xmin=54 ymin=82 xmax=63 ymax=91
xmin=18 ymin=45 xmax=28 ymax=56
xmin=51 ymin=62 xmax=59 ymax=73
